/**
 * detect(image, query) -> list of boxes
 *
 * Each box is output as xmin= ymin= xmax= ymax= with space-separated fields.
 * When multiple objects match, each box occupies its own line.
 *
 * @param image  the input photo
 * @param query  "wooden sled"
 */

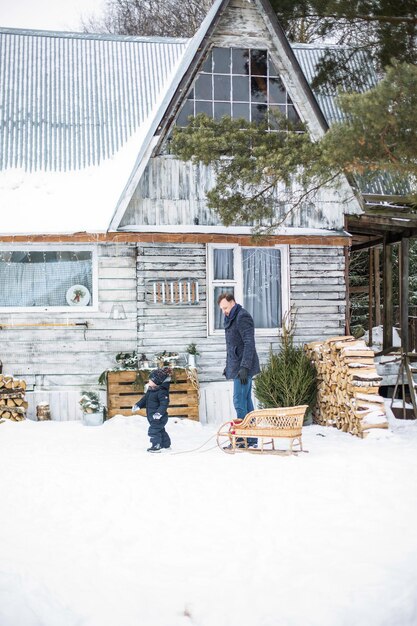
xmin=217 ymin=405 xmax=308 ymax=455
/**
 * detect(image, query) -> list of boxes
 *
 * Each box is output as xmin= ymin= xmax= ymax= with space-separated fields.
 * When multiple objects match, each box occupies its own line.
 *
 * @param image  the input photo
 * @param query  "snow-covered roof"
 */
xmin=0 ymin=27 xmax=191 ymax=234
xmin=0 ymin=0 xmax=232 ymax=235
xmin=1 ymin=5 xmax=403 ymax=236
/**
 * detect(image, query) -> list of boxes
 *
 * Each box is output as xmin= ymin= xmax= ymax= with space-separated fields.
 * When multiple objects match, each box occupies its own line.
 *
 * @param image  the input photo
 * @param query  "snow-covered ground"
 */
xmin=1 ymin=407 xmax=417 ymax=626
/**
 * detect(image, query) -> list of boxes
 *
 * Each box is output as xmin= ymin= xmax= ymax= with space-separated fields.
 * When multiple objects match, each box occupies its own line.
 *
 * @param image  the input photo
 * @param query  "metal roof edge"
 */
xmin=0 ymin=25 xmax=189 ymax=44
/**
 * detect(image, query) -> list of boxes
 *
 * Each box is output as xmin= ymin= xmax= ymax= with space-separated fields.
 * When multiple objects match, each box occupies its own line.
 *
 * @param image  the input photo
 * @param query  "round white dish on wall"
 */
xmin=66 ymin=284 xmax=90 ymax=306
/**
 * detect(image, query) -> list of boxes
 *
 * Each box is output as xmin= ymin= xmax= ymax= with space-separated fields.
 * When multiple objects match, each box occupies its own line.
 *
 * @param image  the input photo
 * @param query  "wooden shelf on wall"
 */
xmin=107 ymin=369 xmax=199 ymax=420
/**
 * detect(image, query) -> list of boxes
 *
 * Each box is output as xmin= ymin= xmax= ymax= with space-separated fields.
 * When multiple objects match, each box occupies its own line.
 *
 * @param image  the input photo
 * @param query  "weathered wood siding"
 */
xmin=120 ymin=157 xmax=352 ymax=231
xmin=136 ymin=242 xmax=346 ymax=385
xmin=291 ymin=245 xmax=346 ymax=342
xmin=0 ymin=244 xmax=137 ymax=419
xmin=0 ymin=241 xmax=346 ymax=420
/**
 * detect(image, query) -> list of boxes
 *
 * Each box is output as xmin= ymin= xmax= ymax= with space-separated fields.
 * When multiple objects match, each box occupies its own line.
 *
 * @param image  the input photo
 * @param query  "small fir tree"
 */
xmin=254 ymin=314 xmax=316 ymax=422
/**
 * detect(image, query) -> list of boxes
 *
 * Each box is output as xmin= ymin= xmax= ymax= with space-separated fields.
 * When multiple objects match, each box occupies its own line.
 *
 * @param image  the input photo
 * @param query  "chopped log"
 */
xmin=0 ymin=373 xmax=27 ymax=420
xmin=305 ymin=335 xmax=388 ymax=437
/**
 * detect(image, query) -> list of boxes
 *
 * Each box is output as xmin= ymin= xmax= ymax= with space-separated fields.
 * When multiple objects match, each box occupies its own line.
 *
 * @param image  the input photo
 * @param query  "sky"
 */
xmin=0 ymin=0 xmax=106 ymax=32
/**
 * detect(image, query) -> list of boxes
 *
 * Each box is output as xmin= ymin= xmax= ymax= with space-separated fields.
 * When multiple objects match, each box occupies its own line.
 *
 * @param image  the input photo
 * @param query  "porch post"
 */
xmin=400 ymin=237 xmax=409 ymax=353
xmin=368 ymin=248 xmax=374 ymax=347
xmin=374 ymin=246 xmax=381 ymax=326
xmin=383 ymin=236 xmax=393 ymax=351
xmin=344 ymin=246 xmax=350 ymax=335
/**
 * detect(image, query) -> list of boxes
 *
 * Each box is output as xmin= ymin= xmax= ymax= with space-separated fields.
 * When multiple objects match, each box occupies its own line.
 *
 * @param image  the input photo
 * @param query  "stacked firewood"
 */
xmin=305 ymin=336 xmax=388 ymax=437
xmin=0 ymin=374 xmax=27 ymax=421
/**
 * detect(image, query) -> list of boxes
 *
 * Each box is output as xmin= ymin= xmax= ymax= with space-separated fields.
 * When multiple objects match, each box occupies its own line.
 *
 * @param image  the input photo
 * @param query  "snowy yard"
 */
xmin=1 ymin=409 xmax=417 ymax=626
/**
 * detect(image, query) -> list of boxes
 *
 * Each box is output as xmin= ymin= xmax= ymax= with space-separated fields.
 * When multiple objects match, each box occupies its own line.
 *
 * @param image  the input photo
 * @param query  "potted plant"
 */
xmin=79 ymin=391 xmax=106 ymax=426
xmin=115 ymin=351 xmax=138 ymax=369
xmin=166 ymin=351 xmax=179 ymax=365
xmin=139 ymin=353 xmax=150 ymax=368
xmin=155 ymin=350 xmax=168 ymax=367
xmin=186 ymin=343 xmax=200 ymax=368
xmin=154 ymin=351 xmax=179 ymax=367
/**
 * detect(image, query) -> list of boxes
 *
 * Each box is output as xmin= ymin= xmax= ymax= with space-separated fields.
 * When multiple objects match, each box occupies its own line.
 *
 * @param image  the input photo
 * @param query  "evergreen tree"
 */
xmin=321 ymin=62 xmax=417 ymax=182
xmin=270 ymin=0 xmax=417 ymax=88
xmin=171 ymin=63 xmax=417 ymax=232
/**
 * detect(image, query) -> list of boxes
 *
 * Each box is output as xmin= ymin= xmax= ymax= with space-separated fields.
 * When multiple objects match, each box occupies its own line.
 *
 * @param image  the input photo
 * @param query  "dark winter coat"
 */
xmin=133 ymin=380 xmax=170 ymax=421
xmin=223 ymin=304 xmax=260 ymax=380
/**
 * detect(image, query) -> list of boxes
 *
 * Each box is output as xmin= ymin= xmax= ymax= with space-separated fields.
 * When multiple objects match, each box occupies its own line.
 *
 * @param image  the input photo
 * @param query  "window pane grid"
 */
xmin=176 ymin=46 xmax=301 ymax=127
xmin=210 ymin=245 xmax=283 ymax=332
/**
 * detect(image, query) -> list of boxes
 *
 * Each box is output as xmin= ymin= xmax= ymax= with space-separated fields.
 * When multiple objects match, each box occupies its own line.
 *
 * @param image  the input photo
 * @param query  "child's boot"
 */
xmin=147 ymin=443 xmax=161 ymax=453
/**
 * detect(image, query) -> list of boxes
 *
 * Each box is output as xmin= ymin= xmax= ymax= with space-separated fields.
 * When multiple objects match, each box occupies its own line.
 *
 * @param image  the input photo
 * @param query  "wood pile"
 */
xmin=0 ymin=374 xmax=27 ymax=421
xmin=305 ymin=336 xmax=388 ymax=437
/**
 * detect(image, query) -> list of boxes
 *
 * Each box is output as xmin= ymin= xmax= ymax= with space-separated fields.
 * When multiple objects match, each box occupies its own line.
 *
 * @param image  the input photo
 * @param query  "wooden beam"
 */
xmin=374 ymin=246 xmax=381 ymax=326
xmin=0 ymin=232 xmax=351 ymax=246
xmin=383 ymin=237 xmax=393 ymax=351
xmin=349 ymin=213 xmax=417 ymax=228
xmin=400 ymin=237 xmax=410 ymax=353
xmin=345 ymin=246 xmax=350 ymax=335
xmin=351 ymin=237 xmax=384 ymax=252
xmin=369 ymin=248 xmax=374 ymax=346
xmin=362 ymin=194 xmax=414 ymax=205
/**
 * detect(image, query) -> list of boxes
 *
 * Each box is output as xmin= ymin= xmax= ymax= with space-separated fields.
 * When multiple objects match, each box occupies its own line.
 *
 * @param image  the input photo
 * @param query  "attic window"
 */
xmin=176 ymin=47 xmax=301 ymax=128
xmin=0 ymin=247 xmax=96 ymax=311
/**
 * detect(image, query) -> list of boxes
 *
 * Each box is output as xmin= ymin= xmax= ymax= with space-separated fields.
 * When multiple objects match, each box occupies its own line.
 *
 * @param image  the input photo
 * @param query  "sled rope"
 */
xmin=171 ymin=433 xmax=218 ymax=455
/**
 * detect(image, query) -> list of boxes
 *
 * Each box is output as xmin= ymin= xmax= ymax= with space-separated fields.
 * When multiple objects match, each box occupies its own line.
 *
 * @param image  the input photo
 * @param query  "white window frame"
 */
xmin=0 ymin=244 xmax=98 ymax=313
xmin=207 ymin=243 xmax=289 ymax=336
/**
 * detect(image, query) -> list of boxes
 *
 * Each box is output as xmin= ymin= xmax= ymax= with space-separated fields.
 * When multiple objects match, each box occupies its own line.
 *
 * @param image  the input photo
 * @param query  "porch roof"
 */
xmin=347 ymin=212 xmax=417 ymax=251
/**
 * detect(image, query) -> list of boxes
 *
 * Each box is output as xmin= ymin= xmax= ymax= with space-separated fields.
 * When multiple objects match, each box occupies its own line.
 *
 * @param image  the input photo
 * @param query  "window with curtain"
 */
xmin=0 ymin=249 xmax=94 ymax=309
xmin=210 ymin=245 xmax=286 ymax=332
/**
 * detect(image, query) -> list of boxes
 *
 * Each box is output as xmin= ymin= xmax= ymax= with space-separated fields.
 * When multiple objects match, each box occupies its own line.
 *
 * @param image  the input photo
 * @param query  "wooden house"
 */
xmin=0 ymin=0 xmax=366 ymax=422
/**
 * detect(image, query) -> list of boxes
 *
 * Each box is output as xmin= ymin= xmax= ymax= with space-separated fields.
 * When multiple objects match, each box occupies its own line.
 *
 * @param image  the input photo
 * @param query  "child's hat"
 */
xmin=149 ymin=368 xmax=170 ymax=386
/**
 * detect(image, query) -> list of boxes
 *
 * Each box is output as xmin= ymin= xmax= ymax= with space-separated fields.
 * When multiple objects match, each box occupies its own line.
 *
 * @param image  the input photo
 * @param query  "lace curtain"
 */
xmin=242 ymin=248 xmax=281 ymax=328
xmin=213 ymin=247 xmax=281 ymax=329
xmin=0 ymin=258 xmax=92 ymax=307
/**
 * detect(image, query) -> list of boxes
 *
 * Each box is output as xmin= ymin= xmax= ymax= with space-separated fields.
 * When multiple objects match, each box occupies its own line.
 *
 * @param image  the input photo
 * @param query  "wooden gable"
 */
xmin=117 ymin=0 xmax=361 ymax=233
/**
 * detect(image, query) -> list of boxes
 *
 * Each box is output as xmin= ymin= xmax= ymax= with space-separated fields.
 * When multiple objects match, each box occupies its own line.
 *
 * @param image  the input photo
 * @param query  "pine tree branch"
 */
xmin=288 ymin=13 xmax=417 ymax=24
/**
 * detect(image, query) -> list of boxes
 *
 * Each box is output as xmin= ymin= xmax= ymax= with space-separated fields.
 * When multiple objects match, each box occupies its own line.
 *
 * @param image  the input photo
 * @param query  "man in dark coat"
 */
xmin=132 ymin=368 xmax=171 ymax=453
xmin=218 ymin=293 xmax=260 ymax=447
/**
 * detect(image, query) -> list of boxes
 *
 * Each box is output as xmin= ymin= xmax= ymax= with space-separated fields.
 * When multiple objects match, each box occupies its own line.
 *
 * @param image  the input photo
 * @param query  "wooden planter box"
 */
xmin=107 ymin=369 xmax=199 ymax=420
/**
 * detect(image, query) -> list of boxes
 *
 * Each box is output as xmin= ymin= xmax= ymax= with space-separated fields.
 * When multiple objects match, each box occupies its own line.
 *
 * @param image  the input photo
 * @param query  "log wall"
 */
xmin=0 ymin=244 xmax=138 ymax=419
xmin=0 ymin=240 xmax=346 ymax=421
xmin=136 ymin=242 xmax=346 ymax=384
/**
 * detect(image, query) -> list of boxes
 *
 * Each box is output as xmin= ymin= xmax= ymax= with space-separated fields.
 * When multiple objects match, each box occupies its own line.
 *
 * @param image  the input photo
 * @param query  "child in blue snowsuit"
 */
xmin=132 ymin=368 xmax=171 ymax=453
